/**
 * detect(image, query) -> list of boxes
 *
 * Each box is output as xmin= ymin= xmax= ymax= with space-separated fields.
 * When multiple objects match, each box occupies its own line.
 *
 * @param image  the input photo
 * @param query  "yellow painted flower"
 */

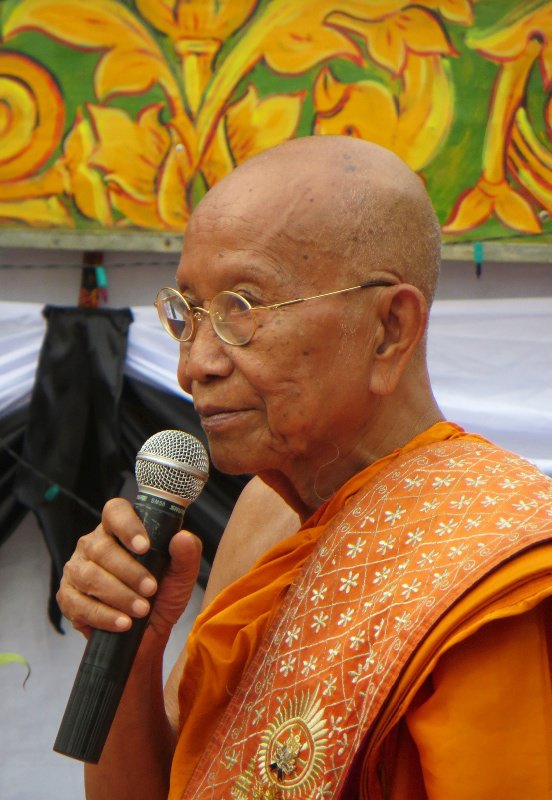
xmin=327 ymin=6 xmax=457 ymax=76
xmin=313 ymin=57 xmax=453 ymax=173
xmin=224 ymin=85 xmax=304 ymax=164
xmin=135 ymin=0 xmax=258 ymax=116
xmin=85 ymin=103 xmax=187 ymax=230
xmin=201 ymin=85 xmax=304 ymax=186
xmin=314 ymin=68 xmax=398 ymax=141
xmin=136 ymin=0 xmax=257 ymax=41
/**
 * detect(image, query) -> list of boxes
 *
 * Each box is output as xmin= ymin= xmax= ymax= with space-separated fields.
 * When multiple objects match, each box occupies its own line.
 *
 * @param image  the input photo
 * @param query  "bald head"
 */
xmin=191 ymin=135 xmax=441 ymax=304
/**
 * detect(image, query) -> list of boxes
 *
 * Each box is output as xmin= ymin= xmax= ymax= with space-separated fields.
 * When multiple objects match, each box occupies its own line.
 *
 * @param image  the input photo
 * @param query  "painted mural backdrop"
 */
xmin=0 ymin=0 xmax=550 ymax=243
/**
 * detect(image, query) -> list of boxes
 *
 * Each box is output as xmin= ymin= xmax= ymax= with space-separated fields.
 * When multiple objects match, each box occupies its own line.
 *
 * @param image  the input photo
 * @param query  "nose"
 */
xmin=177 ymin=310 xmax=233 ymax=392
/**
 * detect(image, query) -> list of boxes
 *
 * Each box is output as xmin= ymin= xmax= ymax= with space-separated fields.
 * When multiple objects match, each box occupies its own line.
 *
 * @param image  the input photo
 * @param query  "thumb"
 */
xmin=149 ymin=531 xmax=202 ymax=634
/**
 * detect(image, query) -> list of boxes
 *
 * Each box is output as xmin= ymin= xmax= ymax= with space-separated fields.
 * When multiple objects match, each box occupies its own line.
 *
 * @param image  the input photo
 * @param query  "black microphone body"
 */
xmin=54 ymin=431 xmax=208 ymax=764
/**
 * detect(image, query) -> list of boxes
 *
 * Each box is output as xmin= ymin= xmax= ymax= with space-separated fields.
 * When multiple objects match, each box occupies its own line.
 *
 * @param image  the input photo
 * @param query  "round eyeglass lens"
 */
xmin=210 ymin=291 xmax=255 ymax=345
xmin=157 ymin=288 xmax=193 ymax=341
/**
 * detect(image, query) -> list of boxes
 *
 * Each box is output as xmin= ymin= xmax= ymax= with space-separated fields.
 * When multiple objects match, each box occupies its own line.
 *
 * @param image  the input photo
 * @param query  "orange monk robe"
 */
xmin=169 ymin=423 xmax=552 ymax=799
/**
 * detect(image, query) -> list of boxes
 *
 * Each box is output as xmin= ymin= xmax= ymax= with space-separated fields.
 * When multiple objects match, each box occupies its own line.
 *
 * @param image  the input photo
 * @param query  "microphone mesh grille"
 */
xmin=135 ymin=430 xmax=209 ymax=502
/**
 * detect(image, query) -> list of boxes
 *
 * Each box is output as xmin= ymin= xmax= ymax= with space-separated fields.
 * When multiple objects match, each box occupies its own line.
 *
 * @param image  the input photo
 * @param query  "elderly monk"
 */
xmin=58 ymin=136 xmax=552 ymax=800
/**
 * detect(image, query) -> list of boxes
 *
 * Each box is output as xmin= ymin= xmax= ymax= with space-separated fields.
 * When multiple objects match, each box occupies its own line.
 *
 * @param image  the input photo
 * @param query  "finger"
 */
xmin=65 ymin=553 xmax=154 ymax=617
xmin=149 ymin=532 xmax=202 ymax=634
xmin=101 ymin=497 xmax=150 ymax=555
xmin=167 ymin=530 xmax=203 ymax=575
xmin=57 ymin=582 xmax=135 ymax=634
xmin=78 ymin=530 xmax=158 ymax=598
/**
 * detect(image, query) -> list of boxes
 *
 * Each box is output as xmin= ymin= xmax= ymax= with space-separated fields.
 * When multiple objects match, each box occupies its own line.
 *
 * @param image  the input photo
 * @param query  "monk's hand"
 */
xmin=56 ymin=497 xmax=202 ymax=639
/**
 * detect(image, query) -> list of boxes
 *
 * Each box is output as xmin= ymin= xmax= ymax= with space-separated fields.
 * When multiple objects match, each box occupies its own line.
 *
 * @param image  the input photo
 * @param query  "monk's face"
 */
xmin=175 ymin=172 xmax=384 ymax=495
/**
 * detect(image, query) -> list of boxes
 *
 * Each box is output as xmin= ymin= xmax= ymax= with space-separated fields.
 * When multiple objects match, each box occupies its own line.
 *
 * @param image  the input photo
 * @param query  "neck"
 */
xmin=262 ymin=395 xmax=445 ymax=521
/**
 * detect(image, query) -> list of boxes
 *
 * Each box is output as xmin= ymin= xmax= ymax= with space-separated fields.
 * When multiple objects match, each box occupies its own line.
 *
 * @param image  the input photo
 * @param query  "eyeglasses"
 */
xmin=154 ymin=279 xmax=394 ymax=347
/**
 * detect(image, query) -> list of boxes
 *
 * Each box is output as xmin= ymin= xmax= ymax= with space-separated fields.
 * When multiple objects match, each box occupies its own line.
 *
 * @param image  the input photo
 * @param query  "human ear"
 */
xmin=370 ymin=284 xmax=428 ymax=396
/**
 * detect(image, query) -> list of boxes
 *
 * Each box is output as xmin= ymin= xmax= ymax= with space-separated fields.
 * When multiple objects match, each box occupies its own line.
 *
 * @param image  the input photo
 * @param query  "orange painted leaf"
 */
xmin=134 ymin=0 xmax=176 ymax=37
xmin=136 ymin=0 xmax=257 ymax=43
xmin=263 ymin=14 xmax=361 ymax=74
xmin=0 ymin=196 xmax=73 ymax=227
xmin=94 ymin=46 xmax=169 ymax=102
xmin=0 ymin=161 xmax=67 ymax=200
xmin=109 ymin=185 xmax=165 ymax=229
xmin=417 ymin=0 xmax=474 ymax=26
xmin=157 ymin=145 xmax=190 ymax=230
xmin=494 ymin=183 xmax=542 ymax=233
xmin=442 ymin=186 xmax=493 ymax=233
xmin=63 ymin=111 xmax=113 ymax=225
xmin=313 ymin=66 xmax=349 ymax=116
xmin=200 ymin=118 xmax=235 ymax=187
xmin=0 ymin=164 xmax=65 ymax=200
xmin=224 ymin=85 xmax=304 ymax=165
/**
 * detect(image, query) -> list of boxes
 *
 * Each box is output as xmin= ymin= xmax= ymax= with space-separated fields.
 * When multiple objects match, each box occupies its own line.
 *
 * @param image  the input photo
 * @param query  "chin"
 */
xmin=206 ymin=437 xmax=276 ymax=478
xmin=208 ymin=445 xmax=257 ymax=476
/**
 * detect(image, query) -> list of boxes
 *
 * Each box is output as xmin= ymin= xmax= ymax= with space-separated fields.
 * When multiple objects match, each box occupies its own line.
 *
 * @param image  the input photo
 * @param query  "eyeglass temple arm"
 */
xmin=266 ymin=280 xmax=393 ymax=311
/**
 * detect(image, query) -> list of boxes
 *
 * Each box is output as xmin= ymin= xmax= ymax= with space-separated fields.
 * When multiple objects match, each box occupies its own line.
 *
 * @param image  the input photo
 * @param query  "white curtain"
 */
xmin=1 ymin=298 xmax=551 ymax=474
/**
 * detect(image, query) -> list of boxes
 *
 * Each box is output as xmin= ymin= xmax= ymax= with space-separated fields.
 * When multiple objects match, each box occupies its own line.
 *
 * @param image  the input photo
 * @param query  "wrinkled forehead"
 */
xmin=178 ymin=178 xmax=335 ymax=294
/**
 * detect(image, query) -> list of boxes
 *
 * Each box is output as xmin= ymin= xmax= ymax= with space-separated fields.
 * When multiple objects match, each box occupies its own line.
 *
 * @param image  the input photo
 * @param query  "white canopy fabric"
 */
xmin=1 ymin=298 xmax=551 ymax=474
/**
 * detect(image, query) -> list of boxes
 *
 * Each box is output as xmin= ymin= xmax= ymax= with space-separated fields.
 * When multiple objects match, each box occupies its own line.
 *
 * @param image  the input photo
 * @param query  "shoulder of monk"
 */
xmin=325 ymin=437 xmax=551 ymax=557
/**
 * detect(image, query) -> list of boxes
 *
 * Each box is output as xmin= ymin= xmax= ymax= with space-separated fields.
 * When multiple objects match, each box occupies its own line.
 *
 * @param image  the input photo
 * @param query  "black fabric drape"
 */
xmin=0 ymin=405 xmax=29 ymax=549
xmin=14 ymin=306 xmax=134 ymax=630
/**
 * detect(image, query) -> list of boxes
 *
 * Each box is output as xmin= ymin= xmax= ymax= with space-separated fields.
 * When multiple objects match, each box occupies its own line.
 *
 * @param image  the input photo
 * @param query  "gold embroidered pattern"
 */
xmin=269 ymin=731 xmax=302 ymax=780
xmin=183 ymin=441 xmax=552 ymax=799
xmin=258 ymin=690 xmax=328 ymax=796
xmin=231 ymin=758 xmax=280 ymax=800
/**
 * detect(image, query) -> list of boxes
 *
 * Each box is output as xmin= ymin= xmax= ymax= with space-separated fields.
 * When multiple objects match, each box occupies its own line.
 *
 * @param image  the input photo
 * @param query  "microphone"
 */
xmin=53 ymin=429 xmax=209 ymax=764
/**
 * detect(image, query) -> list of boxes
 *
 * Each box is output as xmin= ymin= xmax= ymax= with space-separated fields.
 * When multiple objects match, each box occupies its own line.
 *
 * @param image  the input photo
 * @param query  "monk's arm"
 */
xmin=75 ymin=515 xmax=202 ymax=800
xmin=84 ymin=623 xmax=177 ymax=800
xmin=67 ymin=479 xmax=297 ymax=798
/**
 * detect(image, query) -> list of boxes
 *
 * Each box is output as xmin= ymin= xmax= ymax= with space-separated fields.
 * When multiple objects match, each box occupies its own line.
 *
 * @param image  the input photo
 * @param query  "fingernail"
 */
xmin=131 ymin=534 xmax=148 ymax=553
xmin=140 ymin=577 xmax=157 ymax=596
xmin=132 ymin=598 xmax=150 ymax=616
xmin=115 ymin=615 xmax=131 ymax=630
